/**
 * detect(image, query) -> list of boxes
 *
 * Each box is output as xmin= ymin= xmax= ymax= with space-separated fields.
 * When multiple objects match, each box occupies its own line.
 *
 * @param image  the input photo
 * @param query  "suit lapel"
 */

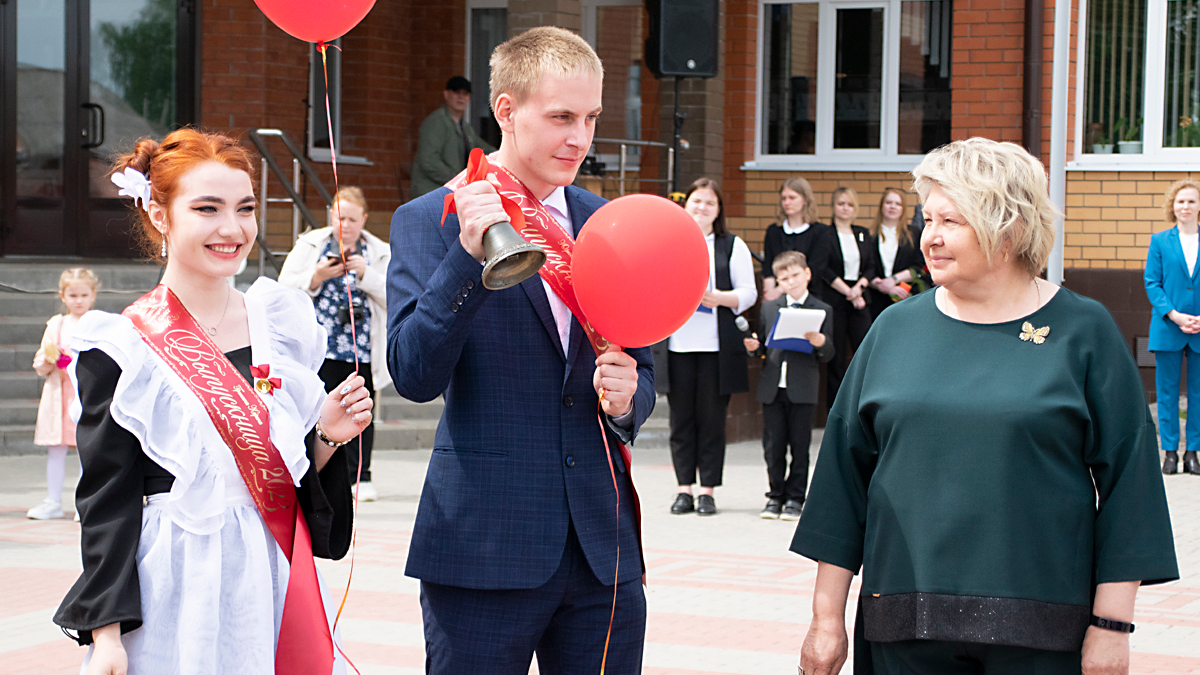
xmin=1168 ymin=228 xmax=1192 ymax=280
xmin=520 ymin=276 xmax=566 ymax=361
xmin=563 ymin=186 xmax=594 ymax=379
xmin=564 ymin=317 xmax=586 ymax=381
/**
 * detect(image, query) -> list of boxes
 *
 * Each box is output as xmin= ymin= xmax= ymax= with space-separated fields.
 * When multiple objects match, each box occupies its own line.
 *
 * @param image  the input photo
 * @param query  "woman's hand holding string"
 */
xmin=315 ymin=373 xmax=373 ymax=470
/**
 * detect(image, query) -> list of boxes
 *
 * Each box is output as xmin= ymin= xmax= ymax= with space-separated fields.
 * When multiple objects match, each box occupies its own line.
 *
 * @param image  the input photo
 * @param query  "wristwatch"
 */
xmin=1090 ymin=615 xmax=1135 ymax=633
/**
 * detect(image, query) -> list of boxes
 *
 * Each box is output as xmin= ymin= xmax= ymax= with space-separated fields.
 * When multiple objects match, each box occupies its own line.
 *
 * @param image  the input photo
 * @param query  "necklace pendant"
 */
xmin=206 ymin=326 xmax=217 ymax=336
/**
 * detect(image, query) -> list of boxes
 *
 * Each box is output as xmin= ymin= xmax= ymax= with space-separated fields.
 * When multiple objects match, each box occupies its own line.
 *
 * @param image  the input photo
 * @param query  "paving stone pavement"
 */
xmin=1 ymin=435 xmax=1198 ymax=674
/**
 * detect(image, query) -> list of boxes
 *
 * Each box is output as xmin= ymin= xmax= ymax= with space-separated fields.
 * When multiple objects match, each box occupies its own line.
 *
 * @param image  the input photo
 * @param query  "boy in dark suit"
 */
xmin=744 ymin=250 xmax=834 ymax=520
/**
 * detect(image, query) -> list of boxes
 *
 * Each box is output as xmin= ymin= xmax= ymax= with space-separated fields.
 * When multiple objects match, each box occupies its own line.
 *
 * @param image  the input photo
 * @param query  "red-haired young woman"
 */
xmin=53 ymin=128 xmax=372 ymax=675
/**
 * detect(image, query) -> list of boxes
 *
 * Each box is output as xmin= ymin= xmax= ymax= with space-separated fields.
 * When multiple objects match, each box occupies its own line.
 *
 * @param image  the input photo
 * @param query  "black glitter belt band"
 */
xmin=861 ymin=592 xmax=1090 ymax=652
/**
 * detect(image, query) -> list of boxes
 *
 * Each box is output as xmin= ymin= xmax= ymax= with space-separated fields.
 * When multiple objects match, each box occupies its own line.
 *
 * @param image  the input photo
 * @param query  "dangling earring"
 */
xmin=1004 ymin=251 xmax=1009 ymax=263
xmin=161 ymin=237 xmax=167 ymax=258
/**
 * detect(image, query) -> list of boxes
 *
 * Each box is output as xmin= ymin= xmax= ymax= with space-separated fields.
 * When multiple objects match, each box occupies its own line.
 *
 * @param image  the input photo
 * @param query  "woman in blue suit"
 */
xmin=1145 ymin=178 xmax=1200 ymax=475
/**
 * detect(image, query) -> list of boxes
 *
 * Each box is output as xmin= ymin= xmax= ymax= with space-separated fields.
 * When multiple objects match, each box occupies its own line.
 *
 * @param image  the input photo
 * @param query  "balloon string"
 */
xmin=596 ymin=406 xmax=620 ymax=675
xmin=317 ymin=39 xmax=363 ymax=675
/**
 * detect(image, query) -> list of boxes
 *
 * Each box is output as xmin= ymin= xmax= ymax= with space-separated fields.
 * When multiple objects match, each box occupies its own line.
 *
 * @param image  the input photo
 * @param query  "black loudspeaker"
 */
xmin=645 ymin=0 xmax=719 ymax=78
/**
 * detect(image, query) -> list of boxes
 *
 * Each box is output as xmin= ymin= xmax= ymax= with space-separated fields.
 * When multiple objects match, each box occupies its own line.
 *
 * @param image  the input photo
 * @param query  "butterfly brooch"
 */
xmin=1019 ymin=321 xmax=1050 ymax=345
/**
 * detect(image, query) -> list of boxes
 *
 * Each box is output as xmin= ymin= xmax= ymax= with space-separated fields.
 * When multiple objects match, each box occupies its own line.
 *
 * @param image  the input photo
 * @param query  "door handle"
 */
xmin=82 ymin=103 xmax=105 ymax=149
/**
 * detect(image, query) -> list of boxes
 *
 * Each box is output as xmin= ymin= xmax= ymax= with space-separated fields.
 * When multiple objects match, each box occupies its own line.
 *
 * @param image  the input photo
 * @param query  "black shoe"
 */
xmin=761 ymin=499 xmax=783 ymax=519
xmin=696 ymin=494 xmax=717 ymax=516
xmin=1185 ymin=451 xmax=1200 ymax=475
xmin=1164 ymin=451 xmax=1179 ymax=475
xmin=670 ymin=493 xmax=695 ymax=515
xmin=781 ymin=500 xmax=804 ymax=521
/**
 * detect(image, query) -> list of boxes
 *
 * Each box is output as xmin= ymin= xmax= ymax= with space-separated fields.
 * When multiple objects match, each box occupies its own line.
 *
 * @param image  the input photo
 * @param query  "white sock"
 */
xmin=46 ymin=445 xmax=68 ymax=502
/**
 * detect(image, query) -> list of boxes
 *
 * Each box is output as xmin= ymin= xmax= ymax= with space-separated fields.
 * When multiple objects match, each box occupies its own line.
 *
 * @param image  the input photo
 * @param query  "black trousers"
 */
xmin=667 ymin=351 xmax=730 ymax=487
xmin=318 ymin=358 xmax=374 ymax=483
xmin=867 ymin=639 xmax=1082 ymax=674
xmin=762 ymin=389 xmax=812 ymax=502
xmin=826 ymin=290 xmax=872 ymax=410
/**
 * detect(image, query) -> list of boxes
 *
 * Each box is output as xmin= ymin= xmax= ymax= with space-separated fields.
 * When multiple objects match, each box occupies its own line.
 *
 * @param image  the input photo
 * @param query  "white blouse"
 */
xmin=879 ymin=224 xmax=900 ymax=278
xmin=669 ymin=234 xmax=758 ymax=353
xmin=837 ymin=229 xmax=861 ymax=281
xmin=1182 ymin=231 xmax=1199 ymax=277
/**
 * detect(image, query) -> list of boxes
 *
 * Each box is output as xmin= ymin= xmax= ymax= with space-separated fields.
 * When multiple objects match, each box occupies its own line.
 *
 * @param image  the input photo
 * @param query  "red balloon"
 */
xmin=573 ymin=194 xmax=710 ymax=348
xmin=253 ymin=0 xmax=377 ymax=44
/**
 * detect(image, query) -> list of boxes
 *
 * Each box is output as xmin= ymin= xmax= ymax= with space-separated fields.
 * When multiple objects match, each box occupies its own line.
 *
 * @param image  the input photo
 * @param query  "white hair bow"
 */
xmin=111 ymin=167 xmax=152 ymax=212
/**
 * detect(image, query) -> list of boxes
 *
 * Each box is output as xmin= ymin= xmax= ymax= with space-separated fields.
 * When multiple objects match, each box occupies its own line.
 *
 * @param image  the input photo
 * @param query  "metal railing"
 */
xmin=589 ymin=137 xmax=675 ymax=197
xmin=245 ymin=129 xmax=334 ymax=276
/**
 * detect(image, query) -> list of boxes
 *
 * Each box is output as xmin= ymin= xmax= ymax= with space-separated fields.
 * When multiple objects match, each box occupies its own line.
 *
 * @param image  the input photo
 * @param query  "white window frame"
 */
xmin=747 ymin=0 xmax=940 ymax=172
xmin=582 ymin=0 xmax=644 ymax=171
xmin=464 ymin=0 xmax=507 ymax=147
xmin=1070 ymin=0 xmax=1200 ymax=170
xmin=464 ymin=0 xmax=508 ymax=76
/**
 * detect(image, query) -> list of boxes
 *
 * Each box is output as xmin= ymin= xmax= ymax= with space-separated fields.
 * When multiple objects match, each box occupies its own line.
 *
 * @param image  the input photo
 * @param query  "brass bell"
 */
xmin=481 ymin=221 xmax=547 ymax=290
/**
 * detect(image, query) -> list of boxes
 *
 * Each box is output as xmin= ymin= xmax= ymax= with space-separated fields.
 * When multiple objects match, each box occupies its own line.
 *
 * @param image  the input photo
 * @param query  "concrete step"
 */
xmin=629 ymin=417 xmax=668 ymax=449
xmin=0 ymin=371 xmax=44 ymax=400
xmin=372 ymin=419 xmax=438 ymax=452
xmin=0 ymin=400 xmax=39 ymax=426
xmin=0 ymin=344 xmax=39 ymax=372
xmin=0 ymin=260 xmax=162 ymax=292
xmin=0 ymin=425 xmax=38 ymax=456
xmin=0 ymin=291 xmax=141 ymax=318
xmin=376 ymin=395 xmax=444 ymax=421
xmin=0 ymin=317 xmax=62 ymax=345
xmin=0 ymin=403 xmax=673 ymax=456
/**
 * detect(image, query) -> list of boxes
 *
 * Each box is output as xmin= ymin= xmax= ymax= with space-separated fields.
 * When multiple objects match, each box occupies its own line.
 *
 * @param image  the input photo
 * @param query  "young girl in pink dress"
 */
xmin=27 ymin=268 xmax=98 ymax=520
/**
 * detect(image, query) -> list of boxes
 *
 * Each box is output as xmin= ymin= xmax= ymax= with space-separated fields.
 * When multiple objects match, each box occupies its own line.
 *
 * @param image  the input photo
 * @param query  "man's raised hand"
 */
xmin=453 ymin=177 xmax=508 ymax=262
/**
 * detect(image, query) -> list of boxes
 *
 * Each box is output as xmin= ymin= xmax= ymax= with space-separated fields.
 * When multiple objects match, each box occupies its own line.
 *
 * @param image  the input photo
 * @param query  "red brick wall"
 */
xmin=950 ymin=0 xmax=1078 ymax=159
xmin=199 ymin=0 xmax=464 ymax=245
xmin=723 ymin=0 xmax=758 ymax=222
xmin=950 ymin=0 xmax=1025 ymax=143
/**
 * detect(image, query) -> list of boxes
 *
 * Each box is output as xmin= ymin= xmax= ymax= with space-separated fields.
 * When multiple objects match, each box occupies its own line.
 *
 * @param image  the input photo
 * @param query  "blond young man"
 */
xmin=386 ymin=27 xmax=653 ymax=674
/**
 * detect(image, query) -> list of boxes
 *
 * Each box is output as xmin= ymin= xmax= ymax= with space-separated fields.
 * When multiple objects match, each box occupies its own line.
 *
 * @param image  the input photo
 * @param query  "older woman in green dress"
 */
xmin=793 ymin=138 xmax=1177 ymax=675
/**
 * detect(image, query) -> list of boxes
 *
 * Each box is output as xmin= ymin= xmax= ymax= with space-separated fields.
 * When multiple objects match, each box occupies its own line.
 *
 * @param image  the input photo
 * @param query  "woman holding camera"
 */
xmin=280 ymin=186 xmax=391 ymax=501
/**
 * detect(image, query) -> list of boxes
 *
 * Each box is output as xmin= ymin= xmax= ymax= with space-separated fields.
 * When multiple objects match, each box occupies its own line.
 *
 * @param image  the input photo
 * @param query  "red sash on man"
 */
xmin=124 ymin=286 xmax=333 ymax=675
xmin=441 ymin=149 xmax=645 ymax=580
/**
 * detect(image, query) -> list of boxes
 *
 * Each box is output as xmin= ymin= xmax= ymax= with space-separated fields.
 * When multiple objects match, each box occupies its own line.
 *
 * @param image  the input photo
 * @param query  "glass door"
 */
xmin=2 ymin=0 xmax=71 ymax=255
xmin=84 ymin=0 xmax=188 ymax=256
xmin=0 ymin=0 xmax=194 ymax=258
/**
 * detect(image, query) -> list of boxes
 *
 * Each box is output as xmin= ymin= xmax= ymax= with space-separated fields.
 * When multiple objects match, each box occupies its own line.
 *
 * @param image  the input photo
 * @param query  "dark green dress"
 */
xmin=792 ymin=288 xmax=1178 ymax=655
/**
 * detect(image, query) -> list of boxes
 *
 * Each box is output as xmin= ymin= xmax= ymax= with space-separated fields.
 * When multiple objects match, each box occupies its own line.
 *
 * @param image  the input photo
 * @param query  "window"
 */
xmin=755 ymin=0 xmax=952 ymax=168
xmin=1162 ymin=0 xmax=1200 ymax=147
xmin=1075 ymin=0 xmax=1200 ymax=164
xmin=307 ymin=40 xmax=370 ymax=165
xmin=583 ymin=0 xmax=645 ymax=168
xmin=467 ymin=0 xmax=507 ymax=149
xmin=1081 ymin=0 xmax=1147 ymax=153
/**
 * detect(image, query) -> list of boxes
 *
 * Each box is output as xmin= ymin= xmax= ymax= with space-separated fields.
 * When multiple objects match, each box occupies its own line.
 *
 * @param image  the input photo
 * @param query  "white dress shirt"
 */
xmin=668 ymin=233 xmax=758 ymax=352
xmin=778 ymin=291 xmax=809 ymax=387
xmin=878 ymin=224 xmax=900 ymax=278
xmin=537 ymin=186 xmax=635 ymax=431
xmin=540 ymin=187 xmax=574 ymax=355
xmin=837 ymin=229 xmax=861 ymax=281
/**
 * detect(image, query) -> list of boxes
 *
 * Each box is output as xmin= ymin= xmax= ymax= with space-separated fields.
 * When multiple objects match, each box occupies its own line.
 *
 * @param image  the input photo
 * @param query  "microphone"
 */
xmin=734 ymin=316 xmax=754 ymax=338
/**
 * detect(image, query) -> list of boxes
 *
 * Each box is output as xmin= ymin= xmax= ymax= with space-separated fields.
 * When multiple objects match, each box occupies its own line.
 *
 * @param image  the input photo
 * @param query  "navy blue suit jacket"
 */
xmin=1145 ymin=226 xmax=1200 ymax=353
xmin=387 ymin=186 xmax=655 ymax=589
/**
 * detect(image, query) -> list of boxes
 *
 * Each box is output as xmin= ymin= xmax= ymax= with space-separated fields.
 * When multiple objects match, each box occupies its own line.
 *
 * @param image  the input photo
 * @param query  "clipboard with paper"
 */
xmin=765 ymin=307 xmax=827 ymax=354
